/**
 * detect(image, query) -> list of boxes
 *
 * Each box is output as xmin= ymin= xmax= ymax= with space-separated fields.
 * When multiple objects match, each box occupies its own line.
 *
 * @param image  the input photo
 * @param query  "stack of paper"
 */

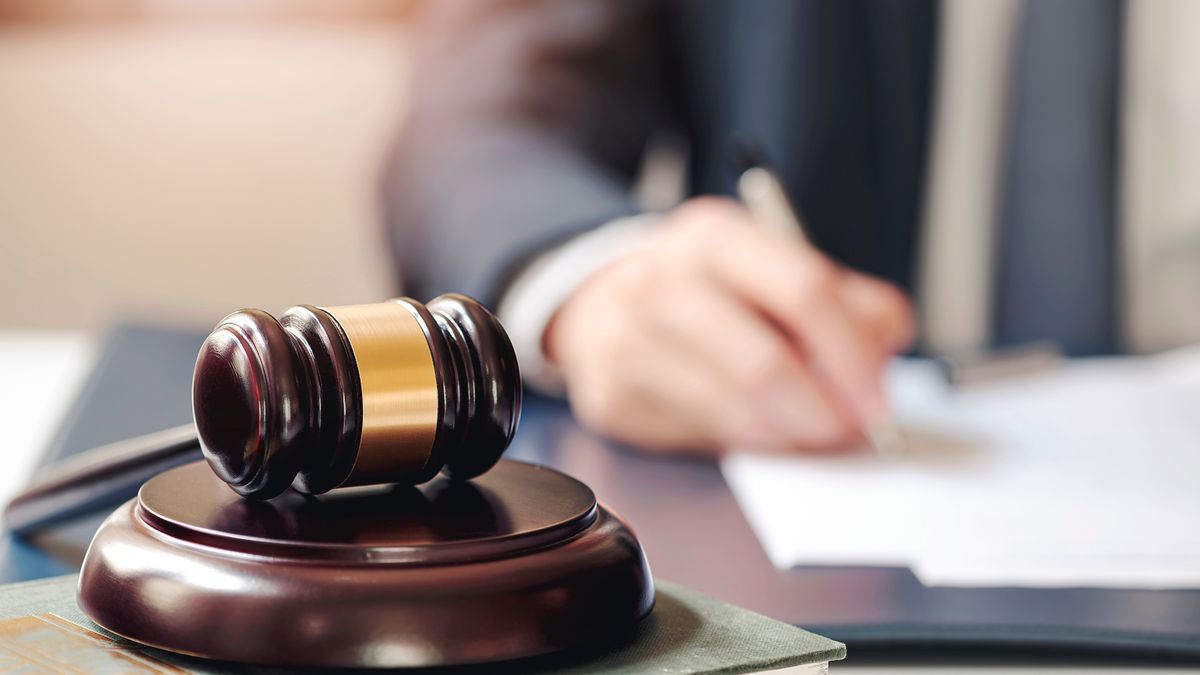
xmin=721 ymin=349 xmax=1200 ymax=589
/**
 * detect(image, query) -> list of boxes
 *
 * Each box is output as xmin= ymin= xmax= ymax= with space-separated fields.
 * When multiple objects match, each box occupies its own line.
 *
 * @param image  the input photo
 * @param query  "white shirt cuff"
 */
xmin=497 ymin=214 xmax=659 ymax=395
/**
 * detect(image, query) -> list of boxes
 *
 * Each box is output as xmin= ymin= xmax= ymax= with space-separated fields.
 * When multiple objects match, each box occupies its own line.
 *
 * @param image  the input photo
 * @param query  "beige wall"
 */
xmin=0 ymin=22 xmax=408 ymax=329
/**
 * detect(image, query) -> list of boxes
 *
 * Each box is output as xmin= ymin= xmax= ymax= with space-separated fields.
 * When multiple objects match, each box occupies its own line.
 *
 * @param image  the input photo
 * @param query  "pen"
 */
xmin=3 ymin=424 xmax=202 ymax=536
xmin=735 ymin=161 xmax=907 ymax=459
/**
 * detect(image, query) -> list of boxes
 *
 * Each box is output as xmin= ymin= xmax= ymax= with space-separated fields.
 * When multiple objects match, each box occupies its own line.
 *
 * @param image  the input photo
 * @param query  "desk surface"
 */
xmin=0 ymin=327 xmax=1198 ymax=672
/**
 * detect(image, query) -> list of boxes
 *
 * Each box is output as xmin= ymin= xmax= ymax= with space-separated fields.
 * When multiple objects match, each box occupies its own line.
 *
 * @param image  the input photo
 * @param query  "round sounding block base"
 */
xmin=78 ymin=460 xmax=654 ymax=668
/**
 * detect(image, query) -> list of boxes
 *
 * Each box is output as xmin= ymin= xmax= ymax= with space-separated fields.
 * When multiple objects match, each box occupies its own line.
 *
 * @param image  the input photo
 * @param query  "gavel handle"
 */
xmin=3 ymin=424 xmax=202 ymax=537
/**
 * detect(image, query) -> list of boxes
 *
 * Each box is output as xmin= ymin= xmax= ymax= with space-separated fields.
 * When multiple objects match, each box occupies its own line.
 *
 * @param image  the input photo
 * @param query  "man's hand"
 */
xmin=544 ymin=197 xmax=915 ymax=454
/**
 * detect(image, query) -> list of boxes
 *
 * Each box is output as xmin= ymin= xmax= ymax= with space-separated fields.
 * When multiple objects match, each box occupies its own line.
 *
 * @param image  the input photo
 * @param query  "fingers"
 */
xmin=616 ymin=338 xmax=784 ymax=452
xmin=677 ymin=204 xmax=901 ymax=425
xmin=637 ymin=278 xmax=859 ymax=450
xmin=548 ymin=196 xmax=915 ymax=456
xmin=549 ymin=256 xmax=728 ymax=452
xmin=560 ymin=301 xmax=773 ymax=453
xmin=569 ymin=375 xmax=719 ymax=453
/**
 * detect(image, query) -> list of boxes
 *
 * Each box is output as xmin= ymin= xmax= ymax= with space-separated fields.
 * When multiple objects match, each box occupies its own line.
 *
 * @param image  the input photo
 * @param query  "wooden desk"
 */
xmin=1 ymin=326 xmax=1199 ymax=671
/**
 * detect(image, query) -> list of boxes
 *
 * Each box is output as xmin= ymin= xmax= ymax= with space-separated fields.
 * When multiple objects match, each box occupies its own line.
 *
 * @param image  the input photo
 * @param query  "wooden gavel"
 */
xmin=195 ymin=294 xmax=521 ymax=499
xmin=4 ymin=295 xmax=521 ymax=531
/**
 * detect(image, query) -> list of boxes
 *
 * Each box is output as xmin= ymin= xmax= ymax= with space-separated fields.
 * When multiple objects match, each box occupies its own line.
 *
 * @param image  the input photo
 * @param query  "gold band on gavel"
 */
xmin=322 ymin=302 xmax=440 ymax=486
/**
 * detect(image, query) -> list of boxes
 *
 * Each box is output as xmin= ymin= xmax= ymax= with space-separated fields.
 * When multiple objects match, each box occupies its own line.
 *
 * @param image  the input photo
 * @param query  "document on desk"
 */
xmin=0 ymin=333 xmax=93 ymax=509
xmin=721 ymin=349 xmax=1200 ymax=589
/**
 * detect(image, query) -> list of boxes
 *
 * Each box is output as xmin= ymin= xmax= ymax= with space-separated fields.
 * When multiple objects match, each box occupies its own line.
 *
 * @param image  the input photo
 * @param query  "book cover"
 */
xmin=0 ymin=574 xmax=845 ymax=674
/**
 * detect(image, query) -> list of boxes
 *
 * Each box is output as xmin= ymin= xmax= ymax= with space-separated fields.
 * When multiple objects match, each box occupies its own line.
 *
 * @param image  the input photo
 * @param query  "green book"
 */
xmin=0 ymin=574 xmax=843 ymax=674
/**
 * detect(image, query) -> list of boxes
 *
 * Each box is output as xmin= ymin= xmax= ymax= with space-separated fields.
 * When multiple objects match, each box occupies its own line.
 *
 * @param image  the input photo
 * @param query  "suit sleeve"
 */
xmin=382 ymin=0 xmax=664 ymax=305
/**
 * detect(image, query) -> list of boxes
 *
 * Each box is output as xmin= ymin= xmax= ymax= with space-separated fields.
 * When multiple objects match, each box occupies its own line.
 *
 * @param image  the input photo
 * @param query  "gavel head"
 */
xmin=192 ymin=294 xmax=521 ymax=500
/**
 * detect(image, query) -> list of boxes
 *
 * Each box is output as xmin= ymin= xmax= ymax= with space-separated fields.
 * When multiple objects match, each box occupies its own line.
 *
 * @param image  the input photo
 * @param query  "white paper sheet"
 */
xmin=721 ymin=349 xmax=1200 ymax=589
xmin=0 ymin=332 xmax=94 ymax=508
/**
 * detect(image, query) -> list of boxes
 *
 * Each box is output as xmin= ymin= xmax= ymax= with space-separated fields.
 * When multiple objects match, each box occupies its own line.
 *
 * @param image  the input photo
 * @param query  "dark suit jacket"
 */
xmin=384 ymin=0 xmax=937 ymax=306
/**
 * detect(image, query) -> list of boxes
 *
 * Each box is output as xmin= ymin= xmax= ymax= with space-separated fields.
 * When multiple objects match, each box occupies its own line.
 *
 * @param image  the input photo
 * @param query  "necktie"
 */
xmin=993 ymin=0 xmax=1122 ymax=355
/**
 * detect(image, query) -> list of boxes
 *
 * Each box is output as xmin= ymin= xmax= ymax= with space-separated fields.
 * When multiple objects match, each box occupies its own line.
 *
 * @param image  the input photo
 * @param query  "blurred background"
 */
xmin=1 ymin=0 xmax=412 ymax=329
